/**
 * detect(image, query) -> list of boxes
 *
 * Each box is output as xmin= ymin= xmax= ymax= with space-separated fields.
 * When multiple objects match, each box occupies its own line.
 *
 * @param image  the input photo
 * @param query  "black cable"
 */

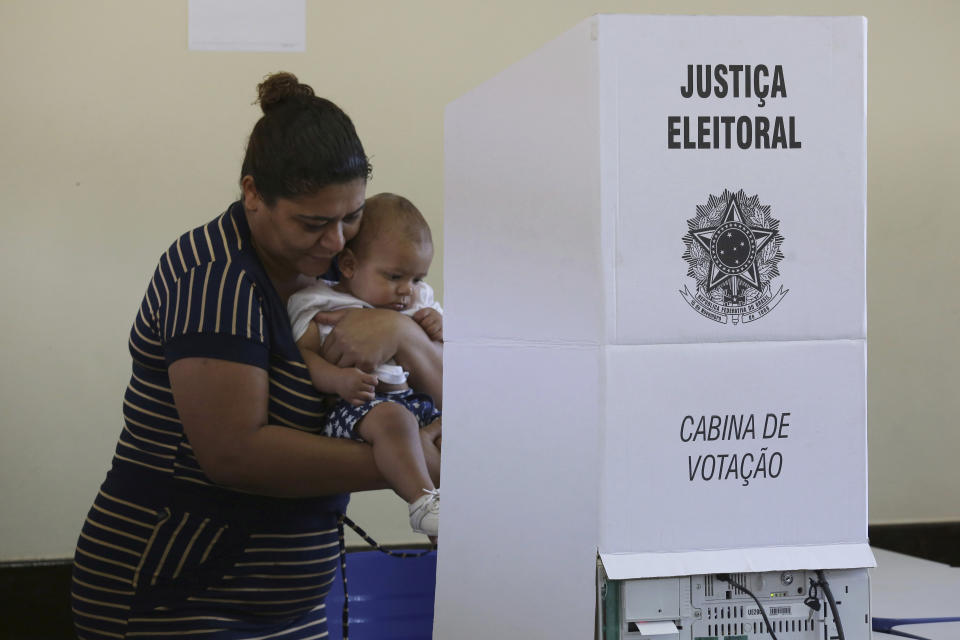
xmin=716 ymin=574 xmax=778 ymax=640
xmin=816 ymin=570 xmax=846 ymax=640
xmin=804 ymin=577 xmax=822 ymax=611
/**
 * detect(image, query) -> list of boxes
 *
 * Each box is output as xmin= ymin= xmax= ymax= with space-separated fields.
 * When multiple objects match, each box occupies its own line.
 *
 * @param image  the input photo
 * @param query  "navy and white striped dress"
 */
xmin=72 ymin=202 xmax=348 ymax=639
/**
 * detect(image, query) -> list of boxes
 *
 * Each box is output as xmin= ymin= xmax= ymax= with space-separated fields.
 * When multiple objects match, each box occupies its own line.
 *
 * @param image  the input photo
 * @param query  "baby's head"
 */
xmin=337 ymin=193 xmax=433 ymax=311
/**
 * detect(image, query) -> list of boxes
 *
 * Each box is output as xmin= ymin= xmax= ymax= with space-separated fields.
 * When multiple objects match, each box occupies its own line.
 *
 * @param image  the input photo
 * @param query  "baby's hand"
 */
xmin=337 ymin=368 xmax=378 ymax=406
xmin=413 ymin=308 xmax=443 ymax=342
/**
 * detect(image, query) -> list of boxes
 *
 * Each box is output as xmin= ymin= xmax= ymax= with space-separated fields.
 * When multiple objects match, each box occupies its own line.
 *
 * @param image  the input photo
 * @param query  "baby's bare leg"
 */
xmin=356 ymin=402 xmax=436 ymax=503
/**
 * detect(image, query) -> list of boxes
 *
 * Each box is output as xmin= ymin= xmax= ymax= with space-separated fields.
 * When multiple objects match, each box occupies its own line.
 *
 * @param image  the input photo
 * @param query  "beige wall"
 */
xmin=0 ymin=0 xmax=956 ymax=561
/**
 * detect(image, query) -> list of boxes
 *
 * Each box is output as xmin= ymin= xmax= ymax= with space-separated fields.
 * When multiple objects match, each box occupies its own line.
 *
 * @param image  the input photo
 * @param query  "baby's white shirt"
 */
xmin=287 ymin=281 xmax=442 ymax=385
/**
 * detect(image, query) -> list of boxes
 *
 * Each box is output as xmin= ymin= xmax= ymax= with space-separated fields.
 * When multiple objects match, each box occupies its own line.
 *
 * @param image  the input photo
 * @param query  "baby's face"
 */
xmin=345 ymin=238 xmax=433 ymax=311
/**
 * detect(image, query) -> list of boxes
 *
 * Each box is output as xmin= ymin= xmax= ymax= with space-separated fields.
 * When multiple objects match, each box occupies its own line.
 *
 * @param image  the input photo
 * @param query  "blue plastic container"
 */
xmin=325 ymin=549 xmax=437 ymax=640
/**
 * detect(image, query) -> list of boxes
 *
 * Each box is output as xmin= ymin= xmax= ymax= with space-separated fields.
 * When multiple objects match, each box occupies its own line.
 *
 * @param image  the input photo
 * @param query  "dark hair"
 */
xmin=347 ymin=193 xmax=432 ymax=259
xmin=240 ymin=72 xmax=372 ymax=206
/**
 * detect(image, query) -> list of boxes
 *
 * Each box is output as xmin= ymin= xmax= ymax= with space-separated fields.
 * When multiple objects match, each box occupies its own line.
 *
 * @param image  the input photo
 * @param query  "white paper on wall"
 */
xmin=188 ymin=0 xmax=305 ymax=52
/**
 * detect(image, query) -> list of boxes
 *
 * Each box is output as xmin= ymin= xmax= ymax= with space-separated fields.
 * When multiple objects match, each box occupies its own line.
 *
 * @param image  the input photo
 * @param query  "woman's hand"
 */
xmin=315 ymin=308 xmax=404 ymax=372
xmin=316 ymin=308 xmax=443 ymax=407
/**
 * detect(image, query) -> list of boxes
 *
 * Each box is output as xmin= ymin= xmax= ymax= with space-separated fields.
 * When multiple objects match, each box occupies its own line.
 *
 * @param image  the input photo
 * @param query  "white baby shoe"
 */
xmin=408 ymin=488 xmax=439 ymax=536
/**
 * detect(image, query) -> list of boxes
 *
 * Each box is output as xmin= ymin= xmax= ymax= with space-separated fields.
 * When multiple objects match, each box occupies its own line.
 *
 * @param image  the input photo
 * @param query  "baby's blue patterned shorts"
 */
xmin=325 ymin=390 xmax=441 ymax=441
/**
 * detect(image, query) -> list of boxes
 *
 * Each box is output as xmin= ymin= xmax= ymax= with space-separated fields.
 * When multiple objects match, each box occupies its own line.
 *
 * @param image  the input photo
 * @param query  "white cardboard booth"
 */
xmin=437 ymin=15 xmax=869 ymax=640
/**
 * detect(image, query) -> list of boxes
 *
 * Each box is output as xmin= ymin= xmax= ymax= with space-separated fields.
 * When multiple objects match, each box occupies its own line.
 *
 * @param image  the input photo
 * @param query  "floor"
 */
xmin=1 ymin=547 xmax=958 ymax=639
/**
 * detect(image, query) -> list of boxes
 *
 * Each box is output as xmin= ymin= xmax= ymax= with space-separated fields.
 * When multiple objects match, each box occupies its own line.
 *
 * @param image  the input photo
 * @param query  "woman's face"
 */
xmin=243 ymin=177 xmax=366 ymax=279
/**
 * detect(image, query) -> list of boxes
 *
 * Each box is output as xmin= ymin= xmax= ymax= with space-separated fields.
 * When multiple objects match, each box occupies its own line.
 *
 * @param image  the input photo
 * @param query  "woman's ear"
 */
xmin=240 ymin=176 xmax=261 ymax=212
xmin=338 ymin=248 xmax=357 ymax=278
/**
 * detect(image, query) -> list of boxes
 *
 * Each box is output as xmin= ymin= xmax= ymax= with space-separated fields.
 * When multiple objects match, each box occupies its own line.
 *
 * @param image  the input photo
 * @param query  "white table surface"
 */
xmin=870 ymin=547 xmax=960 ymax=640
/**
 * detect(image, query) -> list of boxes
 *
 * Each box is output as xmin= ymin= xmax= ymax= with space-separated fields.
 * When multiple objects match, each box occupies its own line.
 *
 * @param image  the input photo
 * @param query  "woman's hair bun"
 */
xmin=256 ymin=71 xmax=315 ymax=113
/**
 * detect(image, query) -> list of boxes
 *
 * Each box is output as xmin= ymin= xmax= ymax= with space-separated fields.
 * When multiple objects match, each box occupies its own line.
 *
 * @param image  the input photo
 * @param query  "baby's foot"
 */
xmin=408 ymin=488 xmax=439 ymax=536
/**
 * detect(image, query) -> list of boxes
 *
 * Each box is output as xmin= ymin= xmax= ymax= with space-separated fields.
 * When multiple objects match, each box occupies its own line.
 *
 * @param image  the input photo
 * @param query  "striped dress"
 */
xmin=72 ymin=202 xmax=349 ymax=639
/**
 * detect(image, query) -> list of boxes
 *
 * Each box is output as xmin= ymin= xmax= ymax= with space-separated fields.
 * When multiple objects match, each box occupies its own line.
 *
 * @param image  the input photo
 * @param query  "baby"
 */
xmin=288 ymin=193 xmax=443 ymax=537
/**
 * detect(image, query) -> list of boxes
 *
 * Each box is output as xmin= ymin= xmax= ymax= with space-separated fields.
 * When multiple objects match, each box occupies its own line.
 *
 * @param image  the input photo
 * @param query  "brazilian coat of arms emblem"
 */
xmin=681 ymin=189 xmax=788 ymax=324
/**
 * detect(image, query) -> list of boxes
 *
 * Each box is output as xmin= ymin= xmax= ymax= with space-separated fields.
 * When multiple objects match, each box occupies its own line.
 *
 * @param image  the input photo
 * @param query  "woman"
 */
xmin=71 ymin=72 xmax=441 ymax=639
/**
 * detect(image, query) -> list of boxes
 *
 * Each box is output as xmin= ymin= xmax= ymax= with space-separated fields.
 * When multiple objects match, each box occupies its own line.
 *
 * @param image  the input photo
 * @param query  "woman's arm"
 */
xmin=319 ymin=308 xmax=443 ymax=407
xmin=169 ymin=356 xmax=388 ymax=498
xmin=297 ymin=322 xmax=378 ymax=406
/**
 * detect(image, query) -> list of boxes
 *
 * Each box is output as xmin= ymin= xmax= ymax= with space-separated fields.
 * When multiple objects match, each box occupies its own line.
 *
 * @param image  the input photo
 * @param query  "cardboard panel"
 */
xmin=441 ymin=15 xmax=869 ymax=633
xmin=600 ymin=339 xmax=867 ymax=555
xmin=601 ymin=16 xmax=866 ymax=344
xmin=601 ymin=543 xmax=876 ymax=580
xmin=443 ymin=18 xmax=607 ymax=345
xmin=444 ymin=16 xmax=865 ymax=348
xmin=433 ymin=343 xmax=602 ymax=640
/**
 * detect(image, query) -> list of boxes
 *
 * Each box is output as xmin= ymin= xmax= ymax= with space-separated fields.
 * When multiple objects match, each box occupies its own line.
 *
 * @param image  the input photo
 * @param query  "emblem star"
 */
xmin=690 ymin=196 xmax=777 ymax=292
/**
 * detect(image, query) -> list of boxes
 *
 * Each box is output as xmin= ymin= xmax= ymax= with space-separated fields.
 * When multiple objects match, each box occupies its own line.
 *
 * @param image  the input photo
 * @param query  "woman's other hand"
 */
xmin=421 ymin=417 xmax=441 ymax=489
xmin=421 ymin=417 xmax=442 ymax=450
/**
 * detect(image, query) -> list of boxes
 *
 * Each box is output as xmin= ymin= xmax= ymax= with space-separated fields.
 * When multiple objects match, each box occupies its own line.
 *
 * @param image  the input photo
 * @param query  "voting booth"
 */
xmin=436 ymin=15 xmax=870 ymax=640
